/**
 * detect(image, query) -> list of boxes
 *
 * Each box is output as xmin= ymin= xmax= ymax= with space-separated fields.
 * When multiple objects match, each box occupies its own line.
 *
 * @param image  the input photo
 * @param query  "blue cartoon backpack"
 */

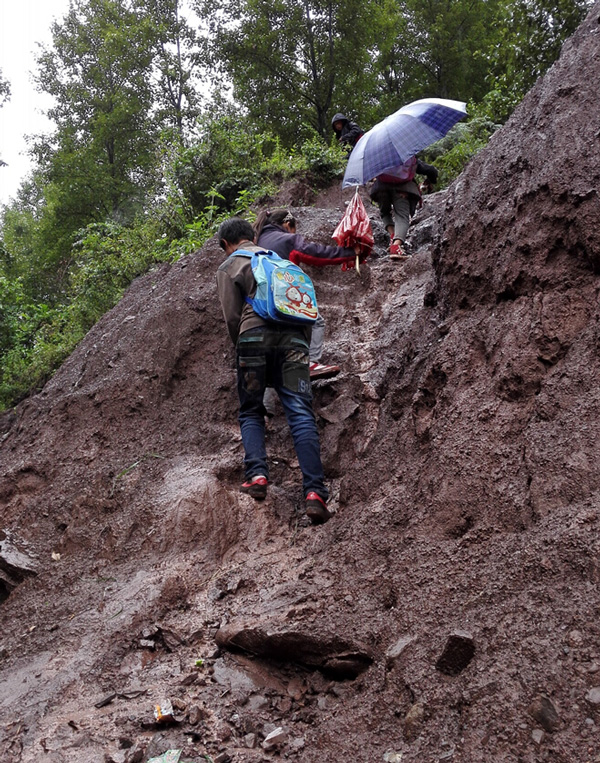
xmin=233 ymin=249 xmax=318 ymax=325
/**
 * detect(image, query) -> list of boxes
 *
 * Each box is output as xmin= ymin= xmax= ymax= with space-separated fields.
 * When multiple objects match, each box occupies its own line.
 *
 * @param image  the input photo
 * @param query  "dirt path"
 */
xmin=3 ymin=5 xmax=600 ymax=760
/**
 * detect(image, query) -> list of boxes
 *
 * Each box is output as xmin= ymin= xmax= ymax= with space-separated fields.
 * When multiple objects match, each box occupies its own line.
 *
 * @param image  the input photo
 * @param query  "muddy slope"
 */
xmin=2 ymin=5 xmax=600 ymax=762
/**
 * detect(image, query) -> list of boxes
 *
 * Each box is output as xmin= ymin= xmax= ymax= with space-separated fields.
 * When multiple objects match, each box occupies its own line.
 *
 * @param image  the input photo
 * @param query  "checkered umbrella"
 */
xmin=342 ymin=98 xmax=467 ymax=188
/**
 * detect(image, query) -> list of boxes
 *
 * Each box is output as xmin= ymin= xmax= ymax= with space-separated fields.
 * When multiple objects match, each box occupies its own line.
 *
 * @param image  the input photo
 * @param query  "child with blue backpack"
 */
xmin=216 ymin=217 xmax=331 ymax=525
xmin=254 ymin=208 xmax=363 ymax=379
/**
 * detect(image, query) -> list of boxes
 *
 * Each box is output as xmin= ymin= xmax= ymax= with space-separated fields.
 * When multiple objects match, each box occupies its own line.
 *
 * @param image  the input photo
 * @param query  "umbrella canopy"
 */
xmin=342 ymin=98 xmax=467 ymax=188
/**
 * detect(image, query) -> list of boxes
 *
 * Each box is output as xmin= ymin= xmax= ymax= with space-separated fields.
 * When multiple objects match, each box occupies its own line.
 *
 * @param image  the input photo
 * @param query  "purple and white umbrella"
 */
xmin=342 ymin=98 xmax=467 ymax=188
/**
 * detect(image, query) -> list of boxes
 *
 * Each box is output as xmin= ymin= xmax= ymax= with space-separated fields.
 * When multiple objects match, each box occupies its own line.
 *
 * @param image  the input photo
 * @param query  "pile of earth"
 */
xmin=1 ymin=4 xmax=600 ymax=761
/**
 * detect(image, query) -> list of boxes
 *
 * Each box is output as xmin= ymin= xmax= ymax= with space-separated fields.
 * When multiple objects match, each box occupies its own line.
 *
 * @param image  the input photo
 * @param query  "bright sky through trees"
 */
xmin=0 ymin=1 xmax=77 ymax=204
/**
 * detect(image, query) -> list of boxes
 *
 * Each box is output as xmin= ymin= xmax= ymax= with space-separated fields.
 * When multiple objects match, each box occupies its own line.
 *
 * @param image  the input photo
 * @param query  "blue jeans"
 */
xmin=237 ymin=326 xmax=328 ymax=501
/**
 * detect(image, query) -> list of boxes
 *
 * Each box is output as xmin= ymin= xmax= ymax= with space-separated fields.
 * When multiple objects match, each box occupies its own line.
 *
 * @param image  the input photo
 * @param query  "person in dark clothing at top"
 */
xmin=331 ymin=113 xmax=363 ymax=152
xmin=253 ymin=208 xmax=362 ymax=380
xmin=216 ymin=216 xmax=331 ymax=524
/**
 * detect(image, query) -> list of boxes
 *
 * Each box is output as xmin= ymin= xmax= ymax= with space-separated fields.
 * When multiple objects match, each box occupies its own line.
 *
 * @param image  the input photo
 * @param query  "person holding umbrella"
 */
xmin=369 ymin=156 xmax=439 ymax=260
xmin=341 ymin=98 xmax=467 ymax=258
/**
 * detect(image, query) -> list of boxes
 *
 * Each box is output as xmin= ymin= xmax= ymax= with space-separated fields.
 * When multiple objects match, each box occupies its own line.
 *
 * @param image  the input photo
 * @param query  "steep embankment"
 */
xmin=2 ymin=4 xmax=600 ymax=761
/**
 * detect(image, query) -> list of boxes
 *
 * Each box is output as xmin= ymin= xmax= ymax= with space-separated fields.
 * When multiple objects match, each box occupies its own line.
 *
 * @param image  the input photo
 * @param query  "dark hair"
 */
xmin=218 ymin=217 xmax=255 ymax=248
xmin=253 ymin=208 xmax=296 ymax=240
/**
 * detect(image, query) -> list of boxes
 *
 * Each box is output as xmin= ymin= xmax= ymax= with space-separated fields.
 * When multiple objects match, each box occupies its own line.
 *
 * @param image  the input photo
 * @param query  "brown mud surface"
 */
xmin=2 ymin=5 xmax=600 ymax=761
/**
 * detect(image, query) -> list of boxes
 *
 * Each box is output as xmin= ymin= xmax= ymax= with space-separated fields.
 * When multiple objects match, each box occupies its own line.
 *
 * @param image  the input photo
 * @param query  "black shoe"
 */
xmin=240 ymin=475 xmax=268 ymax=499
xmin=305 ymin=492 xmax=332 ymax=524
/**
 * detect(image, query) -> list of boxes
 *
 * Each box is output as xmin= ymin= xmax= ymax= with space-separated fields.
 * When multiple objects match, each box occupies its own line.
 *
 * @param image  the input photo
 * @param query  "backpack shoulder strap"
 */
xmin=229 ymin=248 xmax=254 ymax=259
xmin=229 ymin=248 xmax=284 ymax=261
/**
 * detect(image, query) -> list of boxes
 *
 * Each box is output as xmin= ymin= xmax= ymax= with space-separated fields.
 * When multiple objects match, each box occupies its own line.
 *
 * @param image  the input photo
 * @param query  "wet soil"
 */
xmin=2 ymin=5 xmax=600 ymax=761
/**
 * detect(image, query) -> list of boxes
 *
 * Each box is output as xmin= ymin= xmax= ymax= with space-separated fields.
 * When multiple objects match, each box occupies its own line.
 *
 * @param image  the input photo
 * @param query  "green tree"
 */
xmin=34 ymin=0 xmax=158 ymax=224
xmin=376 ymin=0 xmax=502 ymax=112
xmin=0 ymin=68 xmax=10 ymax=166
xmin=194 ymin=0 xmax=388 ymax=143
xmin=483 ymin=0 xmax=592 ymax=121
xmin=0 ymin=68 xmax=9 ymax=109
xmin=139 ymin=0 xmax=205 ymax=138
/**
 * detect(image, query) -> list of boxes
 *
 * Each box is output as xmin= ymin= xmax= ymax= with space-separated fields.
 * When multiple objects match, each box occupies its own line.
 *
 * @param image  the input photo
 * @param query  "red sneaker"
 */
xmin=240 ymin=475 xmax=268 ymax=499
xmin=305 ymin=492 xmax=332 ymax=524
xmin=389 ymin=241 xmax=409 ymax=260
xmin=309 ymin=361 xmax=340 ymax=379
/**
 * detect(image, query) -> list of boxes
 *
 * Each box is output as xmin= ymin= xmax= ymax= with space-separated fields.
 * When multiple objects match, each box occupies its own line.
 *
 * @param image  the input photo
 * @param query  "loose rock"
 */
xmin=263 ymin=727 xmax=288 ymax=751
xmin=403 ymin=702 xmax=426 ymax=740
xmin=386 ymin=635 xmax=416 ymax=668
xmin=527 ymin=695 xmax=560 ymax=733
xmin=586 ymin=687 xmax=600 ymax=705
xmin=435 ymin=631 xmax=475 ymax=675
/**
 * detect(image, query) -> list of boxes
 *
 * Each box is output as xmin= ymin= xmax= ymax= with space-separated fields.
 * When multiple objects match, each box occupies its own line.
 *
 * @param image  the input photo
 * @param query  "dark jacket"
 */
xmin=257 ymin=223 xmax=357 ymax=268
xmin=331 ymin=113 xmax=363 ymax=148
xmin=216 ymin=244 xmax=267 ymax=345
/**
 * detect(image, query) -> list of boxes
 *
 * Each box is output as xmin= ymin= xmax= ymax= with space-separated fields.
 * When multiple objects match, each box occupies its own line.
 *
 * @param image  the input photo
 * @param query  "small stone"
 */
xmin=216 ymin=722 xmax=232 ymax=742
xmin=262 ymin=722 xmax=278 ymax=737
xmin=531 ymin=729 xmax=544 ymax=745
xmin=319 ymin=395 xmax=359 ymax=424
xmin=141 ymin=625 xmax=160 ymax=640
xmin=126 ymin=746 xmax=144 ymax=763
xmin=263 ymin=727 xmax=288 ymax=751
xmin=438 ymin=743 xmax=455 ymax=760
xmin=277 ymin=696 xmax=293 ymax=713
xmin=436 ymin=631 xmax=475 ymax=675
xmin=287 ymin=677 xmax=306 ymax=701
xmin=291 ymin=737 xmax=305 ymax=750
xmin=244 ymin=733 xmax=257 ymax=748
xmin=586 ymin=687 xmax=600 ymax=706
xmin=95 ymin=693 xmax=117 ymax=709
xmin=247 ymin=694 xmax=269 ymax=712
xmin=528 ymin=695 xmax=560 ymax=733
xmin=161 ymin=627 xmax=184 ymax=651
xmin=403 ymin=702 xmax=425 ymax=740
xmin=187 ymin=705 xmax=207 ymax=725
xmin=383 ymin=752 xmax=403 ymax=763
xmin=139 ymin=639 xmax=155 ymax=650
xmin=386 ymin=635 xmax=416 ymax=668
xmin=568 ymin=630 xmax=584 ymax=647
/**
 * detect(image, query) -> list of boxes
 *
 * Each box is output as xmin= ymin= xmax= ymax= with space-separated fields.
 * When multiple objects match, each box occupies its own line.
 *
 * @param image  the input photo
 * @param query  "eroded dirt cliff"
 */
xmin=2 ymin=5 xmax=600 ymax=762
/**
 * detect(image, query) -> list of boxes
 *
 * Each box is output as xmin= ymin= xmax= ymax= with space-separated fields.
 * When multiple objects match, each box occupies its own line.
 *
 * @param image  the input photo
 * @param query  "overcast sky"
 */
xmin=0 ymin=0 xmax=71 ymax=206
